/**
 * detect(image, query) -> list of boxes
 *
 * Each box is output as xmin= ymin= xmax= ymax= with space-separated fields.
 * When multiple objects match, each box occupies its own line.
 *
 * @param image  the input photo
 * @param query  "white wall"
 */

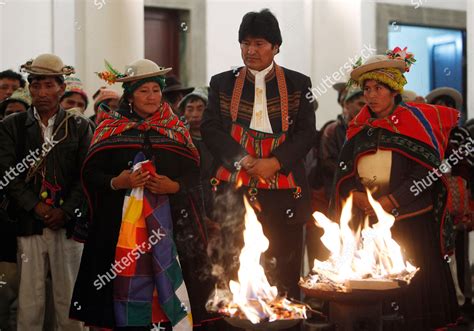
xmin=75 ymin=0 xmax=144 ymax=116
xmin=0 ymin=0 xmax=76 ymax=73
xmin=1 ymin=0 xmax=53 ymax=72
xmin=0 ymin=0 xmax=143 ymax=116
xmin=52 ymin=0 xmax=76 ymax=66
xmin=310 ymin=0 xmax=364 ymax=128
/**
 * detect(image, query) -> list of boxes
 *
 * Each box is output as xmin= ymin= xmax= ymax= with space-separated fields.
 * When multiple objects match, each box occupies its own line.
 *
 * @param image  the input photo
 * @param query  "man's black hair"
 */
xmin=0 ymin=69 xmax=26 ymax=87
xmin=238 ymin=9 xmax=282 ymax=48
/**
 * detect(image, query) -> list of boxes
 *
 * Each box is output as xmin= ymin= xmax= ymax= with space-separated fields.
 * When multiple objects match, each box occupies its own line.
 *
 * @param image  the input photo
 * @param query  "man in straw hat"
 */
xmin=0 ymin=53 xmax=92 ymax=331
xmin=201 ymin=9 xmax=316 ymax=322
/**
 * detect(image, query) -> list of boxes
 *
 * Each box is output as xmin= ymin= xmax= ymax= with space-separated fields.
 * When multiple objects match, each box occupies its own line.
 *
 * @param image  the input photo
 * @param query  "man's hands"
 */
xmin=34 ymin=201 xmax=52 ymax=219
xmin=241 ymin=156 xmax=281 ymax=183
xmin=43 ymin=208 xmax=66 ymax=230
xmin=240 ymin=155 xmax=258 ymax=170
xmin=34 ymin=202 xmax=66 ymax=231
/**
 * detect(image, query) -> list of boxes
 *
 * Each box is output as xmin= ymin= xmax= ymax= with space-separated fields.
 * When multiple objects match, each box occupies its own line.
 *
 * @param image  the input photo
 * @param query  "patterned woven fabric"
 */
xmin=215 ymin=123 xmax=297 ymax=189
xmin=90 ymin=102 xmax=199 ymax=163
xmin=113 ymin=152 xmax=193 ymax=330
xmin=446 ymin=175 xmax=469 ymax=219
xmin=348 ymin=102 xmax=459 ymax=159
xmin=214 ymin=64 xmax=297 ymax=190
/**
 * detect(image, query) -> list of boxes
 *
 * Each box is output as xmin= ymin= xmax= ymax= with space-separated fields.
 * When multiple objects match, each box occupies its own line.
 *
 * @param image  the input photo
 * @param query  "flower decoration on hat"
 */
xmin=96 ymin=60 xmax=126 ymax=85
xmin=352 ymin=57 xmax=363 ymax=70
xmin=386 ymin=46 xmax=416 ymax=72
xmin=347 ymin=57 xmax=364 ymax=88
xmin=348 ymin=46 xmax=416 ymax=93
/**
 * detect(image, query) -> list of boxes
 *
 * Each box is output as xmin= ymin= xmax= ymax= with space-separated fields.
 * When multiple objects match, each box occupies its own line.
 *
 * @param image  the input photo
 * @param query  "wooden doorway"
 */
xmin=145 ymin=8 xmax=180 ymax=78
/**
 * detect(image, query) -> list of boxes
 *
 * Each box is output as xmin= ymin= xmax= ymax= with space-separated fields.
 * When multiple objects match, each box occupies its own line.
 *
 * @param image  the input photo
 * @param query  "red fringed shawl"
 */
xmin=347 ymin=102 xmax=459 ymax=159
xmin=90 ymin=102 xmax=200 ymax=163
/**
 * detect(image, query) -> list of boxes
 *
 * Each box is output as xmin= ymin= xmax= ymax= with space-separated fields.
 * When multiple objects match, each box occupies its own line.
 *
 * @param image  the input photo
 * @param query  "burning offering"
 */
xmin=207 ymin=197 xmax=307 ymax=326
xmin=300 ymin=191 xmax=419 ymax=293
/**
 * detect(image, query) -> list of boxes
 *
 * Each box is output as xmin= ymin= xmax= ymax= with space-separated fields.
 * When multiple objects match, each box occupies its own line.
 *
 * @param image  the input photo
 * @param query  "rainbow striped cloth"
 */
xmin=113 ymin=152 xmax=193 ymax=330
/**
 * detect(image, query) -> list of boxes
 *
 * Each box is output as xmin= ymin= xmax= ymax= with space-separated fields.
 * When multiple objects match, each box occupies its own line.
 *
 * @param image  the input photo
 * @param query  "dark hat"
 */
xmin=426 ymin=87 xmax=463 ymax=110
xmin=162 ymin=76 xmax=194 ymax=95
xmin=178 ymin=87 xmax=208 ymax=111
xmin=332 ymin=82 xmax=346 ymax=93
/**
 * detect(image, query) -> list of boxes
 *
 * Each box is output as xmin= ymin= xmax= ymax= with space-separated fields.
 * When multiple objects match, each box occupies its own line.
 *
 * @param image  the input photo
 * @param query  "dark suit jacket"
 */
xmin=0 ymin=107 xmax=93 ymax=236
xmin=201 ymin=64 xmax=316 ymax=224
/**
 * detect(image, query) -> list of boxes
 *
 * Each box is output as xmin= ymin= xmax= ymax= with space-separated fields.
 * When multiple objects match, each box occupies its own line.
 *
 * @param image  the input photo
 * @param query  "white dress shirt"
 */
xmin=248 ymin=62 xmax=274 ymax=133
xmin=33 ymin=107 xmax=57 ymax=141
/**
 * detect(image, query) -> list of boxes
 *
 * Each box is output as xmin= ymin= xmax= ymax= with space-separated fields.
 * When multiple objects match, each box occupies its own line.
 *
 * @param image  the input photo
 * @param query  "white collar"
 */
xmin=33 ymin=107 xmax=57 ymax=125
xmin=248 ymin=62 xmax=274 ymax=77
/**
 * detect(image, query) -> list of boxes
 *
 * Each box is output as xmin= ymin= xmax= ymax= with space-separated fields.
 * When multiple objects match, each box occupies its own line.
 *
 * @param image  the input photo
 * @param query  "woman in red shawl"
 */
xmin=331 ymin=47 xmax=460 ymax=329
xmin=69 ymin=59 xmax=217 ymax=330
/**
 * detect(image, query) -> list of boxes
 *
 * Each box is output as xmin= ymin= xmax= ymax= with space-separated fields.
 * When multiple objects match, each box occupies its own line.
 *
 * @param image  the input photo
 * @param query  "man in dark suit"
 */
xmin=201 ymin=8 xmax=316 ymax=309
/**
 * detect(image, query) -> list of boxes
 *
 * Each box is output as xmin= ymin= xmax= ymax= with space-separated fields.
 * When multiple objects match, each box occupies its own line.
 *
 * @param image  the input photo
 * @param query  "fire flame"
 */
xmin=226 ymin=197 xmax=306 ymax=323
xmin=312 ymin=190 xmax=417 ymax=285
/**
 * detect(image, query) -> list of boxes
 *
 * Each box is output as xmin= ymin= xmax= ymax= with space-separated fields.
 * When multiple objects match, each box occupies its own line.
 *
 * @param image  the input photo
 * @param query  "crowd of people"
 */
xmin=0 ymin=8 xmax=473 ymax=331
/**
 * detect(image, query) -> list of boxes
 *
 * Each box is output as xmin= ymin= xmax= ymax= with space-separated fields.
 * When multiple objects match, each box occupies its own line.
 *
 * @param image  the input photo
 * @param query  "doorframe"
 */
xmin=375 ymin=3 xmax=466 ymax=55
xmin=144 ymin=0 xmax=206 ymax=88
xmin=376 ymin=3 xmax=467 ymax=120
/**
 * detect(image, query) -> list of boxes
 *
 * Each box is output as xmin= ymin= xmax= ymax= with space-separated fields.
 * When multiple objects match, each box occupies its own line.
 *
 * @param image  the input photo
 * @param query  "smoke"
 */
xmin=207 ymin=185 xmax=246 ymax=288
xmin=171 ymin=187 xmax=214 ymax=284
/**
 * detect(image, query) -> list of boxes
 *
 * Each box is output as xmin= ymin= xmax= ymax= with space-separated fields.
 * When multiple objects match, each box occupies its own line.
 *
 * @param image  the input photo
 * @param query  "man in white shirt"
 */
xmin=0 ymin=54 xmax=92 ymax=331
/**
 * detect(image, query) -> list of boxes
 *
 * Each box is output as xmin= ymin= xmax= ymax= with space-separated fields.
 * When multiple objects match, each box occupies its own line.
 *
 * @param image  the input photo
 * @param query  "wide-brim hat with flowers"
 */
xmin=21 ymin=53 xmax=75 ymax=76
xmin=349 ymin=47 xmax=416 ymax=93
xmin=96 ymin=59 xmax=171 ymax=85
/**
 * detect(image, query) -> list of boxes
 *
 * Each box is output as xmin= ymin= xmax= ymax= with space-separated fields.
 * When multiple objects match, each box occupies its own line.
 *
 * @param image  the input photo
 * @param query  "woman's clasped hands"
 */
xmin=111 ymin=168 xmax=180 ymax=194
